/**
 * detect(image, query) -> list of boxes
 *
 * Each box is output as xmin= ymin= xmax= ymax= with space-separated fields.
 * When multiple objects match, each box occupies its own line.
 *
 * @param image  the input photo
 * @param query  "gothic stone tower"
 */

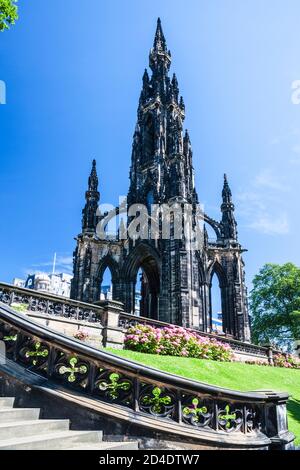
xmin=71 ymin=19 xmax=251 ymax=342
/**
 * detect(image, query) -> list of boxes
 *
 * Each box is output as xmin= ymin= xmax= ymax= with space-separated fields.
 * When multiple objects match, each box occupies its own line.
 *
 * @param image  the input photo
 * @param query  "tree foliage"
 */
xmin=250 ymin=263 xmax=300 ymax=350
xmin=0 ymin=0 xmax=18 ymax=32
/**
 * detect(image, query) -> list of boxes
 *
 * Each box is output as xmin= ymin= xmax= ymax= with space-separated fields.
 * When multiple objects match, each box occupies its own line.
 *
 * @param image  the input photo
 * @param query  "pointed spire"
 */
xmin=172 ymin=73 xmax=178 ymax=87
xmin=153 ymin=17 xmax=167 ymax=52
xmin=184 ymin=129 xmax=191 ymax=144
xmin=149 ymin=18 xmax=171 ymax=74
xmin=179 ymin=95 xmax=185 ymax=111
xmin=88 ymin=159 xmax=98 ymax=192
xmin=82 ymin=159 xmax=100 ymax=233
xmin=221 ymin=174 xmax=237 ymax=241
xmin=222 ymin=173 xmax=232 ymax=203
xmin=143 ymin=68 xmax=149 ymax=85
xmin=204 ymin=225 xmax=208 ymax=247
xmin=183 ymin=129 xmax=191 ymax=156
xmin=171 ymin=73 xmax=179 ymax=101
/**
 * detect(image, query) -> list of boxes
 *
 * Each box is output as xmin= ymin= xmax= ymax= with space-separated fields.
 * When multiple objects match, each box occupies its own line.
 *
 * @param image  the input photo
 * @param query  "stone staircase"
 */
xmin=0 ymin=397 xmax=138 ymax=450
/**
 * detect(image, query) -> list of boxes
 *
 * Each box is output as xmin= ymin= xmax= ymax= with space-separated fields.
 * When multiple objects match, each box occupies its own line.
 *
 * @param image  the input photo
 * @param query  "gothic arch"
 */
xmin=96 ymin=255 xmax=120 ymax=301
xmin=209 ymin=260 xmax=228 ymax=288
xmin=208 ymin=260 xmax=232 ymax=335
xmin=123 ymin=242 xmax=161 ymax=319
xmin=123 ymin=242 xmax=161 ymax=282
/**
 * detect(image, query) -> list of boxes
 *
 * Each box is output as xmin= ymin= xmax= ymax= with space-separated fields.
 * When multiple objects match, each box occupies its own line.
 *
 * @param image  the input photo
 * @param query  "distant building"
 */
xmin=100 ymin=285 xmax=113 ymax=301
xmin=100 ymin=284 xmax=141 ymax=315
xmin=212 ymin=312 xmax=223 ymax=334
xmin=12 ymin=278 xmax=25 ymax=288
xmin=23 ymin=272 xmax=73 ymax=298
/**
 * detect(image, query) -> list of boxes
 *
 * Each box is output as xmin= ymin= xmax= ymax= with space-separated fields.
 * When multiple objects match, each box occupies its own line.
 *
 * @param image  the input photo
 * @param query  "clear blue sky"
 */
xmin=0 ymin=1 xmax=300 ymax=292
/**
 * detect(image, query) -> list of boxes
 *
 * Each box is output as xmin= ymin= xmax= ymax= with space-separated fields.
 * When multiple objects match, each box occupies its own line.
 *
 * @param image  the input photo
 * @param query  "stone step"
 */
xmin=0 ymin=397 xmax=15 ymax=408
xmin=0 ymin=408 xmax=40 ymax=423
xmin=0 ymin=430 xmax=104 ymax=450
xmin=67 ymin=441 xmax=139 ymax=450
xmin=0 ymin=419 xmax=70 ymax=440
xmin=0 ymin=397 xmax=138 ymax=450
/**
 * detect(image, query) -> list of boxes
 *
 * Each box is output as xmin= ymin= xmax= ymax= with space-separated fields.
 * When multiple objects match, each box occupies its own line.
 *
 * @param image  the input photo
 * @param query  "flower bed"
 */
xmin=125 ymin=324 xmax=233 ymax=362
xmin=273 ymin=353 xmax=300 ymax=369
xmin=245 ymin=353 xmax=300 ymax=369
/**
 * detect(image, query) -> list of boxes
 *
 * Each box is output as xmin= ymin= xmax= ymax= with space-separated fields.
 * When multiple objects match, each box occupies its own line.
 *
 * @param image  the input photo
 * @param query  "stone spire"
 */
xmin=221 ymin=174 xmax=238 ymax=241
xmin=88 ymin=159 xmax=98 ymax=191
xmin=149 ymin=18 xmax=171 ymax=83
xmin=82 ymin=159 xmax=100 ymax=233
xmin=153 ymin=17 xmax=167 ymax=52
xmin=222 ymin=173 xmax=232 ymax=204
xmin=128 ymin=18 xmax=197 ymax=205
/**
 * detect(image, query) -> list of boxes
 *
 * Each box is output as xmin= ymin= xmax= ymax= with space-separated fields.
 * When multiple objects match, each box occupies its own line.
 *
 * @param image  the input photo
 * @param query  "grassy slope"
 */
xmin=106 ymin=348 xmax=300 ymax=445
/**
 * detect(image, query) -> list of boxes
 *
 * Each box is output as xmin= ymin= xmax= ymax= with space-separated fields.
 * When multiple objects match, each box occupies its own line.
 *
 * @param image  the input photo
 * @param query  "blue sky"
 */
xmin=0 ymin=0 xmax=300 ymax=292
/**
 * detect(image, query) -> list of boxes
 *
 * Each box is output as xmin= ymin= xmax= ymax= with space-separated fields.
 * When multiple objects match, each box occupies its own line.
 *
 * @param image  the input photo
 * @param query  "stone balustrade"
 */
xmin=0 ymin=303 xmax=295 ymax=450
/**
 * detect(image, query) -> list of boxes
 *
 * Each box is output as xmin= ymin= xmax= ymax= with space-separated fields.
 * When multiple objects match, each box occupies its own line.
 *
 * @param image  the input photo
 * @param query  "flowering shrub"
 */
xmin=273 ymin=353 xmax=300 ymax=369
xmin=245 ymin=354 xmax=300 ymax=369
xmin=125 ymin=324 xmax=233 ymax=362
xmin=74 ymin=330 xmax=89 ymax=342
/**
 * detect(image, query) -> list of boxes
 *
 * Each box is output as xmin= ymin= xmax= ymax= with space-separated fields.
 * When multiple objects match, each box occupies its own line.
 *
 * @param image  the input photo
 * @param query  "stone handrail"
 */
xmin=0 ymin=304 xmax=294 ymax=449
xmin=0 ymin=281 xmax=105 ymax=323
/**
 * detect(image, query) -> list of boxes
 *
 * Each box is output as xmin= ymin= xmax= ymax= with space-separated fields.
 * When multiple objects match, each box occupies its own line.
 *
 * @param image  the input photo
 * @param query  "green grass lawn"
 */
xmin=106 ymin=348 xmax=300 ymax=445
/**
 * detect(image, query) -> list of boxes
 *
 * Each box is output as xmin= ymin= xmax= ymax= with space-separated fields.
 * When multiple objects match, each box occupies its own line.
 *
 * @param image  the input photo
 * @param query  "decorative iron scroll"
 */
xmin=139 ymin=385 xmax=176 ymax=418
xmin=182 ymin=396 xmax=213 ymax=428
xmin=94 ymin=370 xmax=133 ymax=406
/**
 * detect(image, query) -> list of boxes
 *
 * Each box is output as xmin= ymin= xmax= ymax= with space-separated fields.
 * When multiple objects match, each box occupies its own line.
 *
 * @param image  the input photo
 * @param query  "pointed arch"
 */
xmin=96 ymin=255 xmax=120 ymax=301
xmin=123 ymin=242 xmax=161 ymax=319
xmin=209 ymin=260 xmax=228 ymax=288
xmin=208 ymin=260 xmax=230 ymax=335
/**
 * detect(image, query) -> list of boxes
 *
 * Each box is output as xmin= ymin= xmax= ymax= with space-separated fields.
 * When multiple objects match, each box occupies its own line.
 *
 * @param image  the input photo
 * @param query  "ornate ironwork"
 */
xmin=139 ymin=385 xmax=176 ymax=418
xmin=94 ymin=370 xmax=133 ymax=405
xmin=55 ymin=355 xmax=89 ymax=388
xmin=217 ymin=404 xmax=243 ymax=433
xmin=0 ymin=321 xmax=18 ymax=357
xmin=182 ymin=396 xmax=213 ymax=428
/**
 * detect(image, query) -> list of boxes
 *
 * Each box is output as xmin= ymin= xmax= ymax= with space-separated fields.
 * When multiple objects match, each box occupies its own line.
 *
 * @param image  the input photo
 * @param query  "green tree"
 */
xmin=0 ymin=0 xmax=18 ymax=31
xmin=250 ymin=263 xmax=300 ymax=350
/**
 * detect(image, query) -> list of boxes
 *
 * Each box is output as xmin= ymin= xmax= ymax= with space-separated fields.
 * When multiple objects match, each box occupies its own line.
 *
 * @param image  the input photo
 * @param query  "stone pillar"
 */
xmin=267 ymin=345 xmax=274 ymax=366
xmin=95 ymin=300 xmax=125 ymax=349
xmin=260 ymin=392 xmax=295 ymax=450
